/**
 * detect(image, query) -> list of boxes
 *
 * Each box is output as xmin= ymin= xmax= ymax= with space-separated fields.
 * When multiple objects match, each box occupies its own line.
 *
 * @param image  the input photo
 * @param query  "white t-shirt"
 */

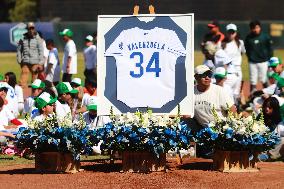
xmin=194 ymin=84 xmax=234 ymax=126
xmin=62 ymin=40 xmax=77 ymax=74
xmin=275 ymin=122 xmax=284 ymax=137
xmin=262 ymin=84 xmax=277 ymax=95
xmin=84 ymin=45 xmax=97 ymax=70
xmin=55 ymin=100 xmax=71 ymax=119
xmin=0 ymin=105 xmax=15 ymax=131
xmin=105 ymin=27 xmax=186 ymax=108
xmin=42 ymin=40 xmax=49 ymax=69
xmin=23 ymin=96 xmax=38 ymax=115
xmin=46 ymin=47 xmax=60 ymax=82
xmin=15 ymin=85 xmax=24 ymax=103
xmin=2 ymin=82 xmax=19 ymax=117
xmin=82 ymin=113 xmax=111 ymax=130
xmin=223 ymin=40 xmax=246 ymax=66
xmin=203 ymin=49 xmax=235 ymax=74
xmin=214 ymin=49 xmax=236 ymax=74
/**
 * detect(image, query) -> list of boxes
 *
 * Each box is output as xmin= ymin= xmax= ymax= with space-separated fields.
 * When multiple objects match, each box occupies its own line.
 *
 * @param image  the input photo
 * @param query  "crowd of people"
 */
xmin=0 ymin=22 xmax=98 ymax=147
xmin=195 ymin=20 xmax=283 ymax=160
xmin=0 ymin=20 xmax=283 ymax=160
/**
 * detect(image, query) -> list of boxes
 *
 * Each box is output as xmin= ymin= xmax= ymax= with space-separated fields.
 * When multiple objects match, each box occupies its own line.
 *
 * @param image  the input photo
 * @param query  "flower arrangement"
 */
xmin=16 ymin=114 xmax=96 ymax=160
xmin=93 ymin=108 xmax=192 ymax=157
xmin=195 ymin=107 xmax=280 ymax=152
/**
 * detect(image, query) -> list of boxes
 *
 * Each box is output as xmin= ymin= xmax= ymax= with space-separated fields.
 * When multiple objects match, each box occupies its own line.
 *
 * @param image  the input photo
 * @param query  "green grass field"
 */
xmin=0 ymin=50 xmax=283 ymax=82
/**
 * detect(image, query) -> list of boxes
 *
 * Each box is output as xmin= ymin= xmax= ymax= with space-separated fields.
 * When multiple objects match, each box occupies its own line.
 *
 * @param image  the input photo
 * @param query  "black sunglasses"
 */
xmin=198 ymin=71 xmax=213 ymax=78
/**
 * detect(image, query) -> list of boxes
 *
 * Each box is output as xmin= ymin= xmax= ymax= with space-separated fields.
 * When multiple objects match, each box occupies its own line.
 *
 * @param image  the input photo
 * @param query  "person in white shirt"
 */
xmin=258 ymin=97 xmax=284 ymax=161
xmin=83 ymin=35 xmax=97 ymax=83
xmin=213 ymin=67 xmax=234 ymax=101
xmin=4 ymin=72 xmax=24 ymax=114
xmin=0 ymin=97 xmax=16 ymax=144
xmin=194 ymin=65 xmax=236 ymax=127
xmin=55 ymin=82 xmax=78 ymax=121
xmin=0 ymin=93 xmax=23 ymax=142
xmin=80 ymin=96 xmax=111 ymax=154
xmin=0 ymin=81 xmax=19 ymax=117
xmin=222 ymin=23 xmax=246 ymax=99
xmin=59 ymin=29 xmax=77 ymax=82
xmin=23 ymin=79 xmax=45 ymax=116
xmin=45 ymin=39 xmax=60 ymax=86
xmin=203 ymin=41 xmax=238 ymax=101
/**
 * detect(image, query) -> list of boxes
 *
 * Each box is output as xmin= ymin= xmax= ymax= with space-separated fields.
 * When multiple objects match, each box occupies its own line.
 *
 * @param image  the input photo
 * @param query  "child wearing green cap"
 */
xmin=268 ymin=57 xmax=283 ymax=76
xmin=23 ymin=79 xmax=46 ymax=117
xmin=55 ymin=82 xmax=78 ymax=121
xmin=33 ymin=92 xmax=57 ymax=121
xmin=80 ymin=96 xmax=111 ymax=130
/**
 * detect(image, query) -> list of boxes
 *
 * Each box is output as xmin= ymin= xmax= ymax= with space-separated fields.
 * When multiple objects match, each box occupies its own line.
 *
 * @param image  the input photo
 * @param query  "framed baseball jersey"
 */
xmin=97 ymin=14 xmax=194 ymax=116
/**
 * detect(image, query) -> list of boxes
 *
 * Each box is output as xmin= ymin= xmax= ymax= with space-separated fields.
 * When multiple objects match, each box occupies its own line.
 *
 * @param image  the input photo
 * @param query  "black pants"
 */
xmin=84 ymin=69 xmax=96 ymax=83
xmin=62 ymin=73 xmax=72 ymax=82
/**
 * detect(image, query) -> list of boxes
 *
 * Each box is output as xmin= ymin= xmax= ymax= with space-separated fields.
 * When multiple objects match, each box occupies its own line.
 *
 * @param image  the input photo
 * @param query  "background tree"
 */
xmin=0 ymin=0 xmax=16 ymax=22
xmin=9 ymin=0 xmax=38 ymax=22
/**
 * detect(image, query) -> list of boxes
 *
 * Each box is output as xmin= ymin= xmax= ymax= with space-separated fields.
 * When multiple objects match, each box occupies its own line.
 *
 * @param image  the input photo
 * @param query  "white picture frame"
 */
xmin=97 ymin=14 xmax=194 ymax=116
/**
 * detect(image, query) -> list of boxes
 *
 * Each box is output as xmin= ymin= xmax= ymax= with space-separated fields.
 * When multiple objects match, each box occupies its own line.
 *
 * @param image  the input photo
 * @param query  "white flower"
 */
xmin=223 ymin=124 xmax=229 ymax=130
xmin=48 ymin=138 xmax=52 ymax=144
xmin=237 ymin=127 xmax=246 ymax=135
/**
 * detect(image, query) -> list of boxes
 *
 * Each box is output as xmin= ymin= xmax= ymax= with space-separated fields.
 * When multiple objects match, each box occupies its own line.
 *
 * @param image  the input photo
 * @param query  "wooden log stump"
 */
xmin=122 ymin=151 xmax=166 ymax=173
xmin=213 ymin=150 xmax=259 ymax=172
xmin=35 ymin=152 xmax=80 ymax=173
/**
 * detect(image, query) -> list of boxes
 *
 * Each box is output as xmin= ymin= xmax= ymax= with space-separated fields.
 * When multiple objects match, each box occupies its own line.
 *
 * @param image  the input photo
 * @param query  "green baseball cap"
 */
xmin=29 ymin=79 xmax=46 ymax=89
xmin=0 ymin=75 xmax=4 ymax=81
xmin=35 ymin=92 xmax=57 ymax=110
xmin=59 ymin=29 xmax=73 ymax=37
xmin=87 ymin=96 xmax=97 ymax=111
xmin=56 ymin=82 xmax=78 ymax=95
xmin=214 ymin=67 xmax=227 ymax=79
xmin=268 ymin=57 xmax=281 ymax=67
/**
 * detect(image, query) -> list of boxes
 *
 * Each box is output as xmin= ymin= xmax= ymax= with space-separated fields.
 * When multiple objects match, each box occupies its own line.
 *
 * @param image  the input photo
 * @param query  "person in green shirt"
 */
xmin=245 ymin=20 xmax=273 ymax=92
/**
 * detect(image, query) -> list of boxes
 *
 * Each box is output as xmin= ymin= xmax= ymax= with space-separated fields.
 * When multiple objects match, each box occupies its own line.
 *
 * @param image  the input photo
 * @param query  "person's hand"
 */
xmin=4 ymin=125 xmax=18 ymax=129
xmin=7 ymin=133 xmax=15 ymax=138
xmin=182 ymin=115 xmax=191 ymax=119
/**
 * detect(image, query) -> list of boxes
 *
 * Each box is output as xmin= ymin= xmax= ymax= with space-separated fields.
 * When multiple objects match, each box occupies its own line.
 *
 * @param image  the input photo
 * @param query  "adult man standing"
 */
xmin=83 ymin=35 xmax=97 ymax=83
xmin=17 ymin=22 xmax=43 ymax=88
xmin=59 ymin=29 xmax=77 ymax=82
xmin=245 ymin=20 xmax=273 ymax=92
xmin=201 ymin=20 xmax=225 ymax=48
xmin=194 ymin=65 xmax=236 ymax=128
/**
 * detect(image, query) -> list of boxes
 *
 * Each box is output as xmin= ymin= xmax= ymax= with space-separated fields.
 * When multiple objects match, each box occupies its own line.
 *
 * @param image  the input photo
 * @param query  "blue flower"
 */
xmin=225 ymin=127 xmax=234 ymax=139
xmin=169 ymin=139 xmax=177 ymax=147
xmin=179 ymin=135 xmax=188 ymax=145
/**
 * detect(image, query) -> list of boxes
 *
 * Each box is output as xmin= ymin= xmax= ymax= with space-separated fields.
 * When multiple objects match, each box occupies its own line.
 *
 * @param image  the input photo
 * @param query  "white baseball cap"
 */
xmin=85 ymin=35 xmax=93 ymax=42
xmin=226 ymin=23 xmax=237 ymax=31
xmin=71 ymin=78 xmax=82 ymax=86
xmin=194 ymin=65 xmax=211 ymax=75
xmin=214 ymin=67 xmax=227 ymax=78
xmin=87 ymin=96 xmax=98 ymax=111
